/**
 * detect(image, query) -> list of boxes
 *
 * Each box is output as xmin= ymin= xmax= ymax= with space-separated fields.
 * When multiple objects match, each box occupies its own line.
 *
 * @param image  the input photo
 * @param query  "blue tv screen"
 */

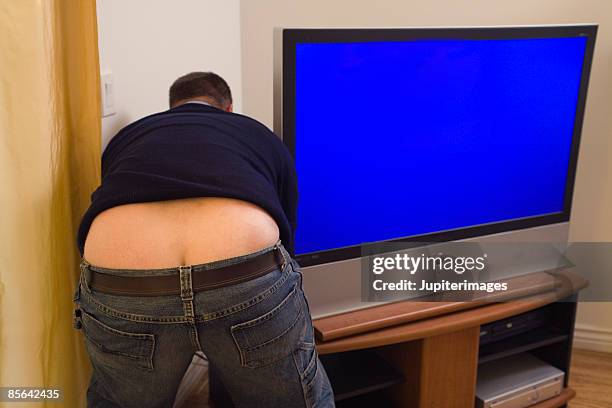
xmin=292 ymin=35 xmax=589 ymax=256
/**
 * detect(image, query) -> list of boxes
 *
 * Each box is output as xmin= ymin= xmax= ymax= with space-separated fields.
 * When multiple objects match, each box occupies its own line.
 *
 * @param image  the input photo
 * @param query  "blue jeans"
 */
xmin=73 ymin=243 xmax=334 ymax=408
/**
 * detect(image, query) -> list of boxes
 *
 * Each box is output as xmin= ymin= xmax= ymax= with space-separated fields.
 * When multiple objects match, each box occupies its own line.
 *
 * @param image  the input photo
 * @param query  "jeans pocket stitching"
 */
xmin=242 ymin=305 xmax=305 ymax=354
xmin=231 ymin=283 xmax=298 ymax=332
xmin=230 ymin=327 xmax=247 ymax=367
xmin=299 ymin=345 xmax=318 ymax=384
xmin=299 ymin=341 xmax=315 ymax=351
xmin=293 ymin=347 xmax=322 ymax=408
xmin=202 ymin=265 xmax=293 ymax=322
xmin=80 ymin=286 xmax=186 ymax=323
xmin=81 ymin=312 xmax=155 ymax=371
xmin=304 ymin=358 xmax=320 ymax=392
xmin=230 ymin=284 xmax=306 ymax=368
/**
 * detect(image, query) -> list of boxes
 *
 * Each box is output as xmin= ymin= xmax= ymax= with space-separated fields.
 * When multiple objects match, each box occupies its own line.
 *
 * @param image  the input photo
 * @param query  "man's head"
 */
xmin=169 ymin=72 xmax=233 ymax=111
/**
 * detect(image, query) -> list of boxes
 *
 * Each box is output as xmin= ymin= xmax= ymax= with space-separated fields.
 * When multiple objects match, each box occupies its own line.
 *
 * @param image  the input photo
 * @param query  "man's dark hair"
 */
xmin=169 ymin=72 xmax=232 ymax=108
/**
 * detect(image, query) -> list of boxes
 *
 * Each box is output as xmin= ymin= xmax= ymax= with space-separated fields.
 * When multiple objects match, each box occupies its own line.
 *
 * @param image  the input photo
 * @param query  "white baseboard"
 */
xmin=573 ymin=324 xmax=612 ymax=353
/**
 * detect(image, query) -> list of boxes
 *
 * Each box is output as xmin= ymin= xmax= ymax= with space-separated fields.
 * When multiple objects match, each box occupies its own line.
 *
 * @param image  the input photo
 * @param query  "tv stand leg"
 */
xmin=378 ymin=326 xmax=480 ymax=407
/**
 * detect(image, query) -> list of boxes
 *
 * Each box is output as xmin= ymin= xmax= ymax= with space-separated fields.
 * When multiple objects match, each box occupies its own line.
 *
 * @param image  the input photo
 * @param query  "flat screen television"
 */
xmin=275 ymin=25 xmax=596 ymax=271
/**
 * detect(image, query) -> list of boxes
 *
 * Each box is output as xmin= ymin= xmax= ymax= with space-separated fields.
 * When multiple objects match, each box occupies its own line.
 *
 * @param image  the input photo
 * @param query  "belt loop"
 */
xmin=276 ymin=241 xmax=289 ymax=270
xmin=179 ymin=266 xmax=195 ymax=316
xmin=79 ymin=258 xmax=86 ymax=270
xmin=79 ymin=258 xmax=92 ymax=293
xmin=79 ymin=258 xmax=88 ymax=276
xmin=179 ymin=265 xmax=202 ymax=351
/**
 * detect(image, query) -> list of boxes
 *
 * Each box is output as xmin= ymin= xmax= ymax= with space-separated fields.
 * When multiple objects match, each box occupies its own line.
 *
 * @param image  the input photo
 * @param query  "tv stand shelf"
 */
xmin=478 ymin=326 xmax=568 ymax=364
xmin=311 ymin=269 xmax=586 ymax=408
xmin=319 ymin=349 xmax=404 ymax=402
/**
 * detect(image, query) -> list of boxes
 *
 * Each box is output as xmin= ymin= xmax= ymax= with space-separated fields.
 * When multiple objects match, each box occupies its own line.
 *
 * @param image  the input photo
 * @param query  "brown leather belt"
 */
xmin=86 ymin=249 xmax=284 ymax=296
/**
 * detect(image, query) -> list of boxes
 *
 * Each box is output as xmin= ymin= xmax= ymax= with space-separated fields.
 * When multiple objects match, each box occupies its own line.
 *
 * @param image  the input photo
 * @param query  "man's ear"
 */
xmin=226 ymin=103 xmax=233 ymax=113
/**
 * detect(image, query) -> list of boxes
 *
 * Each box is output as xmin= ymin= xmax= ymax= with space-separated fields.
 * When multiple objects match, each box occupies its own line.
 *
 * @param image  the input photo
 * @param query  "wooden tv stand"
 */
xmin=312 ymin=268 xmax=587 ymax=407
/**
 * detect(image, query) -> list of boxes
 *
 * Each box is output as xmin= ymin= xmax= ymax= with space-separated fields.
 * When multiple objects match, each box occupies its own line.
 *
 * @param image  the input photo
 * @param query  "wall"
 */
xmin=240 ymin=0 xmax=612 ymax=351
xmin=97 ymin=0 xmax=242 ymax=149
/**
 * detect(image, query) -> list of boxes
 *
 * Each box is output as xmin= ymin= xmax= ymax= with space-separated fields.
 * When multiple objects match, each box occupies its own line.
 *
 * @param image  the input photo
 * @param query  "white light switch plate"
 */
xmin=101 ymin=72 xmax=116 ymax=117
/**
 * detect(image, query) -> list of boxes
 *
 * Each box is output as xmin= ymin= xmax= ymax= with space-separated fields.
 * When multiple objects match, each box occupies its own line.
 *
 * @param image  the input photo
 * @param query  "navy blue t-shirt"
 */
xmin=77 ymin=103 xmax=298 ymax=256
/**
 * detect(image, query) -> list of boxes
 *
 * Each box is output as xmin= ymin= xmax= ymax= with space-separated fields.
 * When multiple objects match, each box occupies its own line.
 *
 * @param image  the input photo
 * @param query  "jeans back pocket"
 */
xmin=80 ymin=311 xmax=155 ymax=371
xmin=231 ymin=283 xmax=307 ymax=368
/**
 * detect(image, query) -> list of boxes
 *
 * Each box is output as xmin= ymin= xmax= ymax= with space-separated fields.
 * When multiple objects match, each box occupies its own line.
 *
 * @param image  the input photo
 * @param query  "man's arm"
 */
xmin=279 ymin=152 xmax=298 ymax=255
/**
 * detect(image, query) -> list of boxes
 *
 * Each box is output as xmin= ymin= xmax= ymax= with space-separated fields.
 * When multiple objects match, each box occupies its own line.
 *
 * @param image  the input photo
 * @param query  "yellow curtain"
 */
xmin=0 ymin=1 xmax=101 ymax=407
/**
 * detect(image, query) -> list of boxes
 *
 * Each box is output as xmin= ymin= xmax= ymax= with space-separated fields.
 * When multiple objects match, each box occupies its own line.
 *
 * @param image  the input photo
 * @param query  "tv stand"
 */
xmin=210 ymin=269 xmax=586 ymax=407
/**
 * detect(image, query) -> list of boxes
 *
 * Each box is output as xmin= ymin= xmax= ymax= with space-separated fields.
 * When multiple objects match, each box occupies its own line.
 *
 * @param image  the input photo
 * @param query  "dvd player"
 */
xmin=476 ymin=353 xmax=564 ymax=408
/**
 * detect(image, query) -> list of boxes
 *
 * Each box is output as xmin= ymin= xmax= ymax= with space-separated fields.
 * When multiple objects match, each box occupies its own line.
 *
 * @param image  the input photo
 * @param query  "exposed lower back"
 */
xmin=83 ymin=197 xmax=280 ymax=269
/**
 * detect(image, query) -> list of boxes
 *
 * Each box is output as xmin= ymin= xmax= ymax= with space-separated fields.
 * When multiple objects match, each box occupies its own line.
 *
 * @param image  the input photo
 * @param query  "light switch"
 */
xmin=101 ymin=72 xmax=116 ymax=117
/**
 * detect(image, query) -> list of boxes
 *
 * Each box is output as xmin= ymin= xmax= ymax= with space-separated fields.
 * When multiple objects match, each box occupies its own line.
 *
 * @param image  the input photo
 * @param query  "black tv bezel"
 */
xmin=281 ymin=25 xmax=597 ymax=267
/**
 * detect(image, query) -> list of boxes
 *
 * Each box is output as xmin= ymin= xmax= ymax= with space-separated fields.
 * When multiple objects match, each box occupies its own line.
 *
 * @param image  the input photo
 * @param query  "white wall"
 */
xmin=240 ymin=0 xmax=612 ymax=351
xmin=97 ymin=0 xmax=242 ymax=149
